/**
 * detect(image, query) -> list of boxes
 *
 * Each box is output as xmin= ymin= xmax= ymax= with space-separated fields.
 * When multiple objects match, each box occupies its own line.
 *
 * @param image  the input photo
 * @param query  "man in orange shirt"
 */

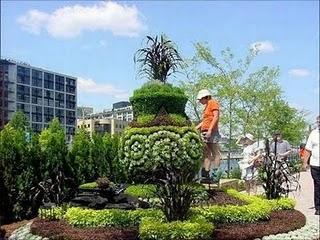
xmin=196 ymin=89 xmax=221 ymax=183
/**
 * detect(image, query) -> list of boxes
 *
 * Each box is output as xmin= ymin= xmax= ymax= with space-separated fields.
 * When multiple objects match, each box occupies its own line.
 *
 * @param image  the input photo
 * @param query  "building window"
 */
xmin=55 ymin=108 xmax=65 ymax=124
xmin=44 ymin=73 xmax=54 ymax=89
xmin=66 ymin=110 xmax=75 ymax=125
xmin=66 ymin=77 xmax=76 ymax=94
xmin=16 ymin=103 xmax=30 ymax=122
xmin=44 ymin=90 xmax=54 ymax=107
xmin=66 ymin=94 xmax=76 ymax=109
xmin=32 ymin=88 xmax=43 ymax=105
xmin=55 ymin=92 xmax=65 ymax=108
xmin=44 ymin=107 xmax=54 ymax=123
xmin=17 ymin=66 xmax=30 ymax=85
xmin=55 ymin=75 xmax=65 ymax=92
xmin=66 ymin=126 xmax=75 ymax=135
xmin=32 ymin=69 xmax=42 ymax=87
xmin=17 ymin=84 xmax=30 ymax=103
xmin=32 ymin=105 xmax=42 ymax=122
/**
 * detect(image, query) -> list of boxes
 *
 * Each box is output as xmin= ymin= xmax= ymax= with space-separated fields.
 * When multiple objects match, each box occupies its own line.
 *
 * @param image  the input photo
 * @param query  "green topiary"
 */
xmin=120 ymin=126 xmax=203 ymax=182
xmin=130 ymin=81 xmax=188 ymax=118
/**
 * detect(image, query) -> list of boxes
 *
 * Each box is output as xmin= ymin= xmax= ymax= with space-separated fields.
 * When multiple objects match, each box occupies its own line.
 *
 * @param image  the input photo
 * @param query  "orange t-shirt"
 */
xmin=201 ymin=99 xmax=219 ymax=131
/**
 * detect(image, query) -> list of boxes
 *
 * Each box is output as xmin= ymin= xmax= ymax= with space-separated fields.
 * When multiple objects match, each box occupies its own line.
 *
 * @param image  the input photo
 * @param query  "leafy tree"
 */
xmin=69 ymin=128 xmax=92 ymax=184
xmin=181 ymin=43 xmax=307 ymax=147
xmin=37 ymin=118 xmax=75 ymax=204
xmin=0 ymin=112 xmax=40 ymax=221
xmin=90 ymin=133 xmax=108 ymax=179
xmin=134 ymin=35 xmax=183 ymax=83
xmin=103 ymin=133 xmax=125 ymax=182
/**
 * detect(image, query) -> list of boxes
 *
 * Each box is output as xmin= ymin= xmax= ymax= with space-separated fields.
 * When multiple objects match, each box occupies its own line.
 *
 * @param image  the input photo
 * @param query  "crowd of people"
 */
xmin=196 ymin=88 xmax=319 ymax=215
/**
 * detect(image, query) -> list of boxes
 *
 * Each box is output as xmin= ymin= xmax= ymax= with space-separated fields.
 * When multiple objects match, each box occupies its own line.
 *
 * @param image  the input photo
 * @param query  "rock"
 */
xmin=104 ymin=203 xmax=136 ymax=210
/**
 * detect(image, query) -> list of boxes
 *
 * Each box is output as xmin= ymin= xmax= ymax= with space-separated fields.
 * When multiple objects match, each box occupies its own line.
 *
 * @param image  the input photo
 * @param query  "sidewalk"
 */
xmin=289 ymin=170 xmax=320 ymax=223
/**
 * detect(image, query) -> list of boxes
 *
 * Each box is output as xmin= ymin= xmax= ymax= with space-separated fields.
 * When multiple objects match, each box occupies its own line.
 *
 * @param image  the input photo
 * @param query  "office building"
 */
xmin=0 ymin=59 xmax=77 ymax=136
xmin=112 ymin=101 xmax=133 ymax=122
xmin=77 ymin=118 xmax=128 ymax=136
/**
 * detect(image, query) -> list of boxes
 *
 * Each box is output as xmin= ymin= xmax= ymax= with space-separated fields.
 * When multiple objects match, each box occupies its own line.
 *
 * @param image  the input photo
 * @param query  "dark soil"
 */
xmin=30 ymin=219 xmax=139 ymax=240
xmin=213 ymin=210 xmax=306 ymax=240
xmin=205 ymin=190 xmax=246 ymax=206
xmin=1 ymin=219 xmax=31 ymax=239
xmin=30 ymin=210 xmax=306 ymax=240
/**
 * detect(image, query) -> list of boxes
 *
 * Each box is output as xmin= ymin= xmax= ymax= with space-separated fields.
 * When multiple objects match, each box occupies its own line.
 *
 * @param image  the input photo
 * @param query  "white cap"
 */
xmin=197 ymin=89 xmax=211 ymax=100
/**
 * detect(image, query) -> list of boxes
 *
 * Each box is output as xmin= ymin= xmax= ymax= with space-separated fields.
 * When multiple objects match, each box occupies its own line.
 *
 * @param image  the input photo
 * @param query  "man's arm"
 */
xmin=279 ymin=141 xmax=292 ymax=158
xmin=196 ymin=122 xmax=202 ymax=130
xmin=302 ymin=150 xmax=311 ymax=170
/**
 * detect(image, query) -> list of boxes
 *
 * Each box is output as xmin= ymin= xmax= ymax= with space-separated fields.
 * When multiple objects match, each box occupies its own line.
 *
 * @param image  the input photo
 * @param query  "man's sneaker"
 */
xmin=201 ymin=168 xmax=210 ymax=178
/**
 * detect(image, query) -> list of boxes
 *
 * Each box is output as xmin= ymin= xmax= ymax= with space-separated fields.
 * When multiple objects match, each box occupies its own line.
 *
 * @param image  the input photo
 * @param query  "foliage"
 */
xmin=266 ymin=197 xmax=295 ymax=211
xmin=38 ymin=206 xmax=68 ymax=220
xmin=134 ymin=35 xmax=183 ymax=83
xmin=103 ymin=133 xmax=126 ymax=182
xmin=120 ymin=126 xmax=203 ymax=182
xmin=37 ymin=118 xmax=76 ymax=205
xmin=64 ymin=207 xmax=164 ymax=227
xmin=132 ymin=113 xmax=191 ymax=128
xmin=125 ymin=184 xmax=157 ymax=199
xmin=139 ymin=218 xmax=213 ymax=240
xmin=90 ymin=133 xmax=108 ymax=180
xmin=259 ymin=139 xmax=300 ymax=199
xmin=69 ymin=128 xmax=92 ymax=184
xmin=0 ymin=112 xmax=41 ymax=221
xmin=130 ymin=81 xmax=188 ymax=118
xmin=79 ymin=182 xmax=98 ymax=189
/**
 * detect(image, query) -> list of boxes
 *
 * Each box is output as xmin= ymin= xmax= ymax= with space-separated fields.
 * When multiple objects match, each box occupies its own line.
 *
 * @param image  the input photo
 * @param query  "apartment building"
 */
xmin=0 ymin=59 xmax=77 ymax=136
xmin=77 ymin=118 xmax=128 ymax=136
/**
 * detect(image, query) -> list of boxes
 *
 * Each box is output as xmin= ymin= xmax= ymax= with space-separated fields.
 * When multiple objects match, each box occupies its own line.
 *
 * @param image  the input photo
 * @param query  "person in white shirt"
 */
xmin=303 ymin=115 xmax=320 ymax=215
xmin=237 ymin=134 xmax=263 ymax=195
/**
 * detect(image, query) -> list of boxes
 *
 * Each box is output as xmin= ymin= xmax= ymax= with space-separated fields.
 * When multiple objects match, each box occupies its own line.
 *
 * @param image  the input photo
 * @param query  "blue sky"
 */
xmin=1 ymin=0 xmax=319 ymax=121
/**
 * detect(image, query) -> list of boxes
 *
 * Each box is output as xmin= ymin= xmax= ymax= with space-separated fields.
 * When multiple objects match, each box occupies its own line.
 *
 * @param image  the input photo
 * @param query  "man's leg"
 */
xmin=310 ymin=166 xmax=320 ymax=213
xmin=200 ymin=143 xmax=213 ymax=182
xmin=211 ymin=143 xmax=221 ymax=168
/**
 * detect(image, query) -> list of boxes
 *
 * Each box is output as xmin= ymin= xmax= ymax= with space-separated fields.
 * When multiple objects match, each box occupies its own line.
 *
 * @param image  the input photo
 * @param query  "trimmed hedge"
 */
xmin=189 ymin=189 xmax=295 ymax=224
xmin=64 ymin=207 xmax=164 ymax=227
xmin=130 ymin=81 xmax=188 ymax=118
xmin=131 ymin=114 xmax=190 ymax=127
xmin=120 ymin=126 xmax=203 ymax=181
xmin=140 ymin=218 xmax=213 ymax=240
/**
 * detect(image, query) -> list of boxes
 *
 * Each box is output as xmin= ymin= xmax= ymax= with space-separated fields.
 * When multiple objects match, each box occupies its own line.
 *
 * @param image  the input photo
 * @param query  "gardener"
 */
xmin=196 ymin=89 xmax=221 ymax=183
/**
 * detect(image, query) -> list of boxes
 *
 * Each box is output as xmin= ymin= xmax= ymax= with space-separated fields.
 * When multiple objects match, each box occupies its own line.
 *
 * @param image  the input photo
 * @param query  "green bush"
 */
xmin=38 ymin=206 xmax=68 ymax=220
xmin=120 ymin=126 xmax=203 ymax=182
xmin=125 ymin=184 xmax=156 ymax=198
xmin=266 ymin=197 xmax=295 ymax=211
xmin=130 ymin=81 xmax=188 ymax=118
xmin=64 ymin=207 xmax=164 ymax=227
xmin=139 ymin=218 xmax=213 ymax=240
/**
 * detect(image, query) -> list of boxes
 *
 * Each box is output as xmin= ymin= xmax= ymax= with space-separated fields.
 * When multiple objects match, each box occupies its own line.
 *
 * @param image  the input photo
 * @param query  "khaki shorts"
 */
xmin=201 ymin=130 xmax=221 ymax=144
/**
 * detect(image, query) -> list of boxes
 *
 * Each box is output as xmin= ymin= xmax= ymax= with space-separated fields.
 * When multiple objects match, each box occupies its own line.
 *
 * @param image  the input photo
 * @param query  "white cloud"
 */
xmin=288 ymin=68 xmax=311 ymax=78
xmin=250 ymin=41 xmax=276 ymax=54
xmin=17 ymin=1 xmax=145 ymax=39
xmin=77 ymin=77 xmax=129 ymax=99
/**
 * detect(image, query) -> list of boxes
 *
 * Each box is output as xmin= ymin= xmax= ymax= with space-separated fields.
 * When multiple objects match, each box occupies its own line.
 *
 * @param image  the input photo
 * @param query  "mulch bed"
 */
xmin=30 ymin=219 xmax=139 ymax=240
xmin=213 ymin=210 xmax=306 ymax=240
xmin=1 ymin=219 xmax=32 ymax=239
xmin=30 ymin=209 xmax=306 ymax=240
xmin=204 ymin=190 xmax=246 ymax=206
